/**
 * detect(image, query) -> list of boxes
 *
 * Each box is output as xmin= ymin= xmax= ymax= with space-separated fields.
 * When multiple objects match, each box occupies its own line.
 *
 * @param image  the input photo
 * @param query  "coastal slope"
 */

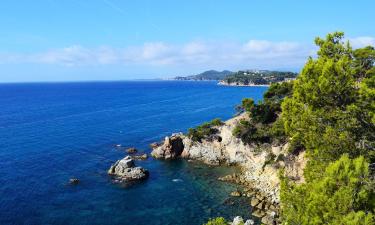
xmin=151 ymin=113 xmax=306 ymax=224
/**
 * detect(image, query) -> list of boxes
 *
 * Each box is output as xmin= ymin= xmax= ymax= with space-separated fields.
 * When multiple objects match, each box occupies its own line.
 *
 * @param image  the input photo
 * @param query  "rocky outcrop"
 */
xmin=108 ymin=156 xmax=149 ymax=182
xmin=151 ymin=113 xmax=306 ymax=224
xmin=231 ymin=216 xmax=254 ymax=225
xmin=151 ymin=134 xmax=184 ymax=159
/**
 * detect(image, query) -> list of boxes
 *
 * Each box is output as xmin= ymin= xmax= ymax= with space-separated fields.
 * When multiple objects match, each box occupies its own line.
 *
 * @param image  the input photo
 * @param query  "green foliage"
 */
xmin=233 ymin=119 xmax=271 ymax=144
xmin=263 ymin=152 xmax=276 ymax=169
xmin=175 ymin=70 xmax=233 ymax=81
xmin=281 ymin=154 xmax=375 ymax=225
xmin=203 ymin=217 xmax=228 ymax=225
xmin=224 ymin=70 xmax=297 ymax=85
xmin=233 ymin=82 xmax=294 ymax=145
xmin=280 ymin=31 xmax=375 ymax=224
xmin=353 ymin=46 xmax=375 ymax=79
xmin=281 ymin=32 xmax=375 ymax=178
xmin=241 ymin=98 xmax=254 ymax=112
xmin=188 ymin=118 xmax=224 ymax=142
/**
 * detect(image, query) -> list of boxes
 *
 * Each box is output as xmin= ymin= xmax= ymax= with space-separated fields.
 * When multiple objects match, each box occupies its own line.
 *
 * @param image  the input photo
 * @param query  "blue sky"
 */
xmin=1 ymin=0 xmax=375 ymax=82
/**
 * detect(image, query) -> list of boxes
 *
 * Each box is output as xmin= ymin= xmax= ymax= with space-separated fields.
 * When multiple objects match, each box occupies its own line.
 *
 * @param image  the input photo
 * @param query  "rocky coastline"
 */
xmin=217 ymin=80 xmax=270 ymax=87
xmin=150 ymin=113 xmax=306 ymax=224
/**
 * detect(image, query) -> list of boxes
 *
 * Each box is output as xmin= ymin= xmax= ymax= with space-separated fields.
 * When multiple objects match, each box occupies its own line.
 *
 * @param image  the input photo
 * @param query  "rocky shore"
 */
xmin=217 ymin=80 xmax=270 ymax=87
xmin=151 ymin=113 xmax=306 ymax=224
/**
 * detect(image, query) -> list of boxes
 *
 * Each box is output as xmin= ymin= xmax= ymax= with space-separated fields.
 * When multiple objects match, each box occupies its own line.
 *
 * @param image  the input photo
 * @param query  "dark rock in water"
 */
xmin=223 ymin=198 xmax=235 ymax=206
xmin=126 ymin=147 xmax=137 ymax=154
xmin=108 ymin=156 xmax=149 ymax=182
xmin=131 ymin=153 xmax=148 ymax=160
xmin=69 ymin=178 xmax=80 ymax=185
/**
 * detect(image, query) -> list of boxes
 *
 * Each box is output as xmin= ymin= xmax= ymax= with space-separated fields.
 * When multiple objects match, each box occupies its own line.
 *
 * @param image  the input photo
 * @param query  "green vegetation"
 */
xmin=175 ymin=70 xmax=233 ymax=80
xmin=280 ymin=32 xmax=375 ymax=224
xmin=203 ymin=217 xmax=228 ymax=225
xmin=223 ymin=70 xmax=297 ymax=85
xmin=204 ymin=32 xmax=374 ymax=225
xmin=233 ymin=82 xmax=293 ymax=145
xmin=188 ymin=118 xmax=224 ymax=142
xmin=281 ymin=154 xmax=374 ymax=224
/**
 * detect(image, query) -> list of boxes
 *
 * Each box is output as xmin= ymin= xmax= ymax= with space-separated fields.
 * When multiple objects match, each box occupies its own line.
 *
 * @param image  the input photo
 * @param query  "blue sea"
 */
xmin=0 ymin=81 xmax=267 ymax=225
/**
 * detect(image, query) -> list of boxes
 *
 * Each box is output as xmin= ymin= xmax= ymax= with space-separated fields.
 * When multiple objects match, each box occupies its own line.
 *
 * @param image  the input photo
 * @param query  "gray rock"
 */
xmin=244 ymin=219 xmax=255 ymax=225
xmin=232 ymin=216 xmax=244 ymax=225
xmin=108 ymin=156 xmax=149 ymax=182
xmin=261 ymin=215 xmax=275 ymax=225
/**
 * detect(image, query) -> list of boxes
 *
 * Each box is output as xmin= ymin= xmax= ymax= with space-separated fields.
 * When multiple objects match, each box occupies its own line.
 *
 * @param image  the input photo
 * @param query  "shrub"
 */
xmin=188 ymin=118 xmax=223 ymax=142
xmin=203 ymin=217 xmax=227 ymax=225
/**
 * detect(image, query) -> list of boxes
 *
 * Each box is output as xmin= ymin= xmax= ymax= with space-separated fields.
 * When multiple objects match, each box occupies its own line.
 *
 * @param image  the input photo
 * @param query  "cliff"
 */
xmin=151 ymin=113 xmax=306 ymax=224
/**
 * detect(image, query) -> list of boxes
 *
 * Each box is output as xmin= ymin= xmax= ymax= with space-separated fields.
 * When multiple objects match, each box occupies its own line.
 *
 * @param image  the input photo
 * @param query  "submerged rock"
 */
xmin=69 ymin=178 xmax=80 ymax=185
xmin=108 ymin=156 xmax=149 ymax=182
xmin=131 ymin=153 xmax=148 ymax=160
xmin=126 ymin=147 xmax=137 ymax=154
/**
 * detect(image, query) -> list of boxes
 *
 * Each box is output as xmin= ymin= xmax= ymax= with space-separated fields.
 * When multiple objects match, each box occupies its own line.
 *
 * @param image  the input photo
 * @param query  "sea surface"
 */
xmin=0 ymin=81 xmax=267 ymax=225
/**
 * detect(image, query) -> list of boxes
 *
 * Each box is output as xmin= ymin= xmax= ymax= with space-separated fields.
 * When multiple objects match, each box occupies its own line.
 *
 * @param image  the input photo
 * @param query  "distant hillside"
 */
xmin=174 ymin=70 xmax=233 ymax=81
xmin=220 ymin=70 xmax=297 ymax=85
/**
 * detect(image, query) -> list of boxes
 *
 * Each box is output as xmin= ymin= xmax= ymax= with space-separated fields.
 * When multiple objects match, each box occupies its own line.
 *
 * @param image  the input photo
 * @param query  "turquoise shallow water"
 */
xmin=0 ymin=81 xmax=267 ymax=225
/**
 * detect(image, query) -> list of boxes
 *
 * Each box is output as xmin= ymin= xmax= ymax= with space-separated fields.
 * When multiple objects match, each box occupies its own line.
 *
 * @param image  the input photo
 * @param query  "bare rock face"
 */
xmin=151 ymin=133 xmax=184 ymax=159
xmin=108 ymin=156 xmax=149 ymax=182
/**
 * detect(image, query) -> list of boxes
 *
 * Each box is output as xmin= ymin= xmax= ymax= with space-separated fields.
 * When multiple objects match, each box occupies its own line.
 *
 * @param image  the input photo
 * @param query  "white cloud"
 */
xmin=348 ymin=36 xmax=375 ymax=49
xmin=0 ymin=36 xmax=373 ymax=70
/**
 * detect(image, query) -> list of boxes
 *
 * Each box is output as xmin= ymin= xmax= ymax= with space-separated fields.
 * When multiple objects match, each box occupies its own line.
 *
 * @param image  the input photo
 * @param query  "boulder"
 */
xmin=244 ymin=219 xmax=255 ymax=225
xmin=231 ymin=216 xmax=244 ymax=225
xmin=250 ymin=198 xmax=260 ymax=207
xmin=256 ymin=201 xmax=265 ymax=209
xmin=261 ymin=215 xmax=275 ymax=225
xmin=230 ymin=190 xmax=241 ymax=197
xmin=151 ymin=134 xmax=184 ymax=159
xmin=252 ymin=209 xmax=265 ymax=218
xmin=108 ymin=156 xmax=149 ymax=182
